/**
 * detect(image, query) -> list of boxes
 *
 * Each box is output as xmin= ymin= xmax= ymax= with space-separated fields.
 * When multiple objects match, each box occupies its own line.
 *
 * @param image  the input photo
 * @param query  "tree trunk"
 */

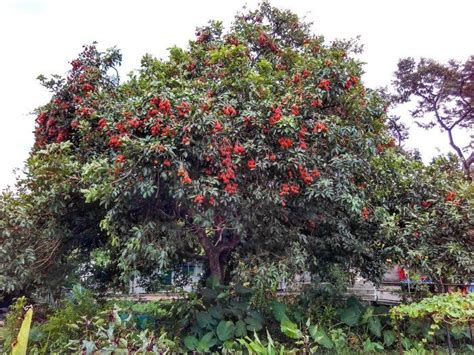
xmin=193 ymin=224 xmax=240 ymax=283
xmin=207 ymin=249 xmax=224 ymax=282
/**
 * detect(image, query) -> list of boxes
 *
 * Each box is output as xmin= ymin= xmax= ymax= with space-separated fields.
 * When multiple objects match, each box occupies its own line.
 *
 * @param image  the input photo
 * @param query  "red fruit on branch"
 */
xmin=361 ymin=207 xmax=369 ymax=220
xmin=445 ymin=191 xmax=456 ymax=202
xmin=233 ymin=142 xmax=246 ymax=155
xmin=319 ymin=79 xmax=330 ymax=91
xmin=223 ymin=105 xmax=237 ymax=116
xmin=291 ymin=104 xmax=299 ymax=116
xmin=98 ymin=118 xmax=107 ymax=129
xmin=194 ymin=194 xmax=205 ymax=204
xmin=224 ymin=183 xmax=238 ymax=194
xmin=258 ymin=32 xmax=268 ymax=46
xmin=313 ymin=121 xmax=328 ymax=133
xmin=278 ymin=137 xmax=293 ymax=149
xmin=109 ymin=135 xmax=121 ymax=149
xmin=82 ymin=83 xmax=94 ymax=93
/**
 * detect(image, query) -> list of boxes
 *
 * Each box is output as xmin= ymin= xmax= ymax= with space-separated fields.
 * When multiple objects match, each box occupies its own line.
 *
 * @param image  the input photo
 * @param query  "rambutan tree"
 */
xmin=1 ymin=3 xmax=472 ymax=294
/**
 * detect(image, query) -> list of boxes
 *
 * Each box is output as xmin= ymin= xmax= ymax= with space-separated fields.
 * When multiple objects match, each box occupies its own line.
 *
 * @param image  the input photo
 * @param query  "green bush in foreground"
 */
xmin=2 ymin=286 xmax=473 ymax=354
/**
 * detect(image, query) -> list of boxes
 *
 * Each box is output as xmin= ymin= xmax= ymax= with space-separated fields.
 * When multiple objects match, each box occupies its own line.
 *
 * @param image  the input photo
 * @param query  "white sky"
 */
xmin=0 ymin=0 xmax=472 ymax=189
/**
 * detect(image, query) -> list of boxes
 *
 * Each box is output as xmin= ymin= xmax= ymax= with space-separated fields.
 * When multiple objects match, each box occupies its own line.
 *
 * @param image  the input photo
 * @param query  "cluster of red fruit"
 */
xmin=257 ymin=31 xmax=278 ymax=52
xmin=445 ymin=191 xmax=456 ymax=202
xmin=222 ymin=105 xmax=237 ymax=116
xmin=344 ymin=76 xmax=359 ymax=90
xmin=278 ymin=137 xmax=293 ymax=149
xmin=361 ymin=207 xmax=369 ymax=220
xmin=298 ymin=165 xmax=318 ymax=185
xmin=279 ymin=183 xmax=300 ymax=197
xmin=313 ymin=121 xmax=328 ymax=133
xmin=177 ymin=167 xmax=192 ymax=184
xmin=268 ymin=106 xmax=282 ymax=125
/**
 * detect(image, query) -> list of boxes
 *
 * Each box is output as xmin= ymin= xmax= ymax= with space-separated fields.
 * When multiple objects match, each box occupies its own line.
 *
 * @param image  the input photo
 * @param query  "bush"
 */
xmin=60 ymin=305 xmax=177 ymax=354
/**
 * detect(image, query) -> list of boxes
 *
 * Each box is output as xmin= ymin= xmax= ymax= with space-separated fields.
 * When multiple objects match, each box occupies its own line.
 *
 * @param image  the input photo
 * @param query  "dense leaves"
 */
xmin=1 ymin=3 xmax=472 ymax=297
xmin=26 ymin=3 xmax=394 ymax=284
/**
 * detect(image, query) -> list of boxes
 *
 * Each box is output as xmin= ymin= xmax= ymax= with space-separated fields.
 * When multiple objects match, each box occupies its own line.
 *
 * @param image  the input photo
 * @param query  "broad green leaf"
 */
xmin=280 ymin=319 xmax=302 ymax=339
xmin=309 ymin=325 xmax=333 ymax=349
xmin=12 ymin=307 xmax=33 ymax=355
xmin=196 ymin=311 xmax=215 ymax=329
xmin=245 ymin=316 xmax=263 ymax=332
xmin=184 ymin=335 xmax=198 ymax=351
xmin=235 ymin=320 xmax=248 ymax=338
xmin=271 ymin=300 xmax=288 ymax=322
xmin=339 ymin=305 xmax=362 ymax=327
xmin=368 ymin=316 xmax=382 ymax=338
xmin=216 ymin=320 xmax=235 ymax=341
xmin=383 ymin=330 xmax=396 ymax=347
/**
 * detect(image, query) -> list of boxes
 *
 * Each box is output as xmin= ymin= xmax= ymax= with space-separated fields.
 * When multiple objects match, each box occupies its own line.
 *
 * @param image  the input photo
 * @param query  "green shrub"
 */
xmin=63 ymin=305 xmax=177 ymax=354
xmin=182 ymin=276 xmax=266 ymax=352
xmin=28 ymin=285 xmax=103 ymax=351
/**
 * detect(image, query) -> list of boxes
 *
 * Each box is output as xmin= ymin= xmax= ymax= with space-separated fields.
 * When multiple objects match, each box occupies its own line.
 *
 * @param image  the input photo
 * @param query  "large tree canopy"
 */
xmin=1 ymin=3 xmax=472 ymax=297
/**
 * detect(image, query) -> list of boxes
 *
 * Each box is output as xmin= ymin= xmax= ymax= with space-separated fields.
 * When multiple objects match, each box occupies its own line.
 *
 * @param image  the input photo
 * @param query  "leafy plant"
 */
xmin=11 ymin=307 xmax=33 ymax=355
xmin=1 ymin=296 xmax=27 ymax=350
xmin=238 ymin=331 xmax=287 ymax=355
xmin=63 ymin=305 xmax=176 ymax=354
xmin=183 ymin=277 xmax=264 ymax=351
xmin=391 ymin=292 xmax=474 ymax=325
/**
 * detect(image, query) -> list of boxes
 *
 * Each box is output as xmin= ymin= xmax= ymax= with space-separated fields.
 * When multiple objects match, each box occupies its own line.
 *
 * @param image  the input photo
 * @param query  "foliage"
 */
xmin=25 ymin=305 xmax=177 ymax=354
xmin=29 ymin=285 xmax=103 ymax=350
xmin=62 ymin=306 xmax=176 ymax=354
xmin=369 ymin=152 xmax=473 ymax=283
xmin=0 ymin=2 xmax=472 ymax=317
xmin=390 ymin=293 xmax=474 ymax=353
xmin=1 ymin=296 xmax=27 ymax=350
xmin=182 ymin=277 xmax=265 ymax=352
xmin=11 ymin=307 xmax=33 ymax=355
xmin=4 ymin=285 xmax=473 ymax=354
xmin=392 ymin=56 xmax=474 ymax=179
xmin=391 ymin=292 xmax=474 ymax=325
xmin=0 ymin=1 xmax=413 ymax=295
xmin=0 ymin=144 xmax=108 ymax=299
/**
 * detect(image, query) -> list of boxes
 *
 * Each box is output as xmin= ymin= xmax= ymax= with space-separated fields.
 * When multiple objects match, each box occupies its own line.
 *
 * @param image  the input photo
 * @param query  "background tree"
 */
xmin=376 ymin=88 xmax=409 ymax=146
xmin=392 ymin=56 xmax=474 ymax=180
xmin=369 ymin=151 xmax=473 ymax=284
xmin=0 ymin=143 xmax=108 ymax=298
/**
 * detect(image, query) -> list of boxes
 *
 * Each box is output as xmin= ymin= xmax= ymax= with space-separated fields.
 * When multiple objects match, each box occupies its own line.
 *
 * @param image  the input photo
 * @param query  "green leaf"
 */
xmin=197 ymin=332 xmax=217 ymax=352
xmin=368 ymin=316 xmax=382 ymax=338
xmin=196 ymin=311 xmax=215 ymax=329
xmin=401 ymin=337 xmax=412 ymax=350
xmin=206 ymin=275 xmax=221 ymax=289
xmin=271 ymin=300 xmax=288 ymax=322
xmin=383 ymin=330 xmax=396 ymax=347
xmin=12 ymin=308 xmax=33 ymax=355
xmin=235 ymin=284 xmax=254 ymax=296
xmin=363 ymin=339 xmax=384 ymax=352
xmin=280 ymin=319 xmax=302 ymax=339
xmin=245 ymin=316 xmax=263 ymax=332
xmin=309 ymin=325 xmax=333 ymax=349
xmin=235 ymin=320 xmax=247 ymax=338
xmin=208 ymin=305 xmax=224 ymax=320
xmin=339 ymin=305 xmax=362 ymax=327
xmin=184 ymin=335 xmax=198 ymax=351
xmin=216 ymin=320 xmax=235 ymax=341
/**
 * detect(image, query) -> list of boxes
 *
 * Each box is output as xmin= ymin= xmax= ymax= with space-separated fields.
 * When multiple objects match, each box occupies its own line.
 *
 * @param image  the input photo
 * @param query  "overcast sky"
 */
xmin=0 ymin=0 xmax=472 ymax=189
